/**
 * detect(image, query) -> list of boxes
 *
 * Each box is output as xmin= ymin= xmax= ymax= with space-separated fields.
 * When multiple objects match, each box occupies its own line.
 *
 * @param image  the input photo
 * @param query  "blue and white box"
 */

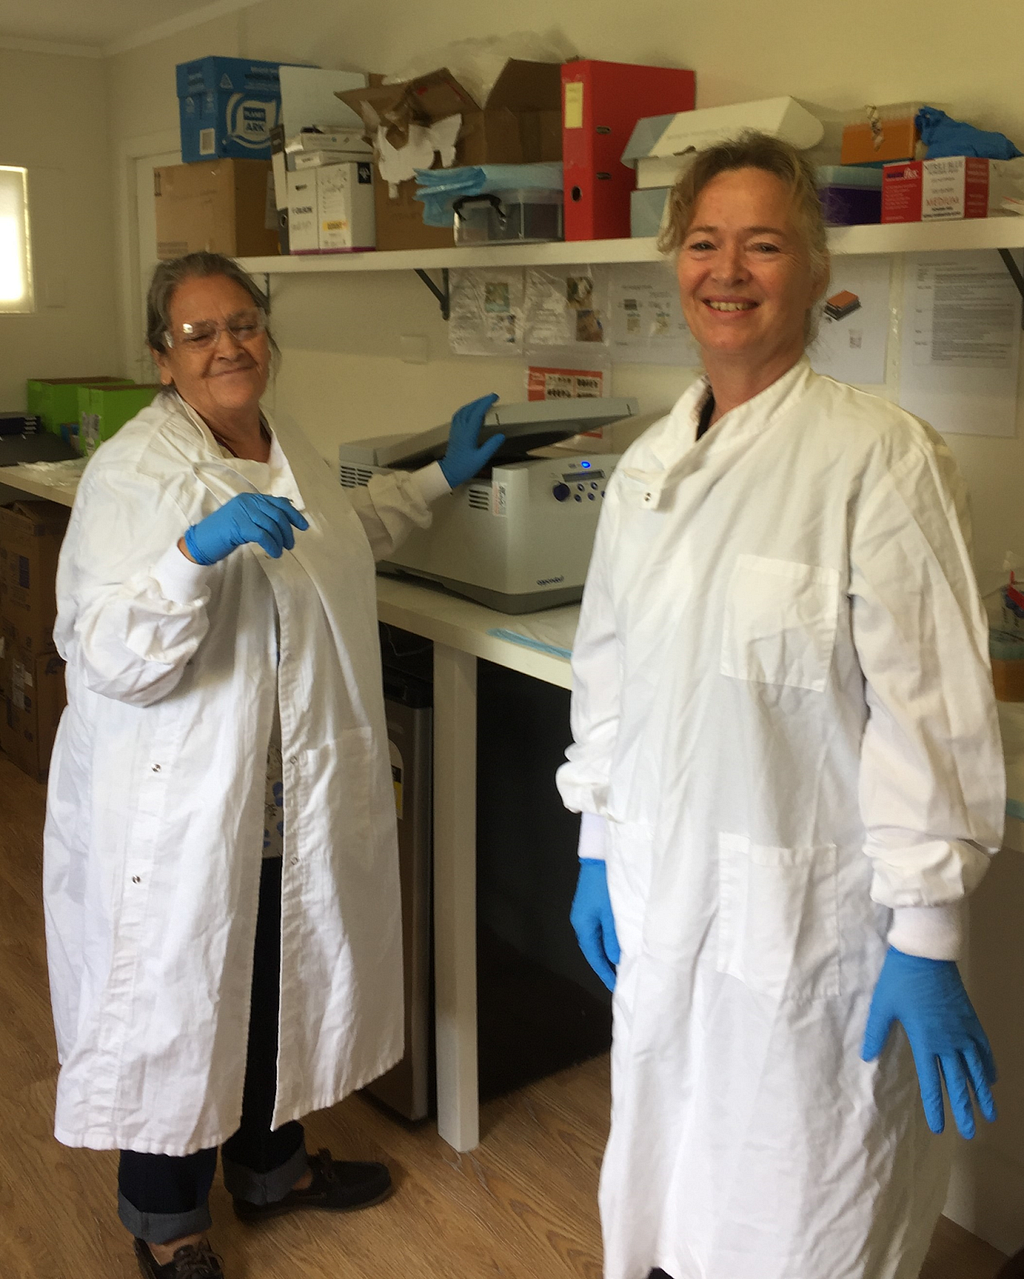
xmin=176 ymin=57 xmax=299 ymax=163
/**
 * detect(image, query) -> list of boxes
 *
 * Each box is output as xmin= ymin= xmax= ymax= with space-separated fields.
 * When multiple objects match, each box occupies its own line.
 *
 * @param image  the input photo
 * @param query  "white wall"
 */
xmin=0 ymin=49 xmax=122 ymax=410
xmin=96 ymin=0 xmax=1024 ymax=1253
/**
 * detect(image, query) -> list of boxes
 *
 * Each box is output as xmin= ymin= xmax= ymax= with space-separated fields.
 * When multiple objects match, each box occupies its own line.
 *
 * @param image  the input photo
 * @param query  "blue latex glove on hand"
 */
xmin=184 ymin=493 xmax=309 ymax=565
xmin=861 ymin=946 xmax=997 ymax=1139
xmin=570 ymin=858 xmax=621 ymax=992
xmin=439 ymin=393 xmax=506 ymax=489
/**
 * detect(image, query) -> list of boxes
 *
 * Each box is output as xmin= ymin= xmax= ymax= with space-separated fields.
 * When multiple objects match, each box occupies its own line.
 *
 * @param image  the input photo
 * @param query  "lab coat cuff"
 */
xmin=151 ymin=541 xmax=213 ymax=605
xmin=412 ymin=462 xmax=452 ymax=503
xmin=577 ymin=811 xmax=610 ymax=861
xmin=887 ymin=903 xmax=964 ymax=961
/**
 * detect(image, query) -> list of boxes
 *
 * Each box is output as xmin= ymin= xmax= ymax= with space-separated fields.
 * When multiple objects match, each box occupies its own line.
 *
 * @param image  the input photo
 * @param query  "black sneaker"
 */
xmin=133 ymin=1237 xmax=224 ymax=1278
xmin=232 ymin=1147 xmax=392 ymax=1223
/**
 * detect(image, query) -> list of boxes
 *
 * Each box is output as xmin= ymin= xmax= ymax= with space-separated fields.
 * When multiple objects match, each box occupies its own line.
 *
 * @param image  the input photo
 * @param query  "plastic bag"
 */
xmin=382 ymin=31 xmax=576 ymax=105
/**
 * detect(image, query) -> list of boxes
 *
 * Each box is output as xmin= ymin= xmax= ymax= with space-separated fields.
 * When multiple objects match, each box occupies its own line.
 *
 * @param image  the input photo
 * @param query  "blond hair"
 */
xmin=658 ymin=131 xmax=829 ymax=327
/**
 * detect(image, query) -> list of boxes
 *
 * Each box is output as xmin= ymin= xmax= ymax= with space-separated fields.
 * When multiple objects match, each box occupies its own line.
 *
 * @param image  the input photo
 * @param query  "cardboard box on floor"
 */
xmin=0 ymin=626 xmax=66 ymax=782
xmin=154 ymin=159 xmax=280 ymax=260
xmin=337 ymin=61 xmax=563 ymax=251
xmin=0 ymin=500 xmax=70 ymax=657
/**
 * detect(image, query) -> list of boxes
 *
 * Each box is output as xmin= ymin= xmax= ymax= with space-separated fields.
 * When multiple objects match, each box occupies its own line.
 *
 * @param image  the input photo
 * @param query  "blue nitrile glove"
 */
xmin=861 ymin=946 xmax=997 ymax=1139
xmin=438 ymin=393 xmax=506 ymax=488
xmin=570 ymin=858 xmax=621 ymax=992
xmin=184 ymin=493 xmax=309 ymax=566
xmin=916 ymin=106 xmax=1023 ymax=160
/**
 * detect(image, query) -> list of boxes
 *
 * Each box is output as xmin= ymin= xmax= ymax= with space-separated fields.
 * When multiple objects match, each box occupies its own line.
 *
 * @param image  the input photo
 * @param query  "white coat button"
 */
xmin=132 ymin=876 xmax=141 ymax=884
xmin=152 ymin=764 xmax=161 ymax=772
xmin=289 ymin=756 xmax=298 ymax=767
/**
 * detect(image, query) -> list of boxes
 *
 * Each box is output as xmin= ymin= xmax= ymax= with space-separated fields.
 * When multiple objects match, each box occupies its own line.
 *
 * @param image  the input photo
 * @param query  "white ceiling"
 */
xmin=0 ymin=0 xmax=258 ymax=54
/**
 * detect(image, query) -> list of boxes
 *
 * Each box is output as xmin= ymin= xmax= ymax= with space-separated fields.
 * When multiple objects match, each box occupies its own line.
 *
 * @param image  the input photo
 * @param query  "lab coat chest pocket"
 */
xmin=720 ymin=554 xmax=840 ymax=692
xmin=717 ymin=833 xmax=839 ymax=1002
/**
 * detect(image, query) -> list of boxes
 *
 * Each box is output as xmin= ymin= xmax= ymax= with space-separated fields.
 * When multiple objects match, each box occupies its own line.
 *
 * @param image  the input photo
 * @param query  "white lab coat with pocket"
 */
xmin=44 ymin=392 xmax=442 ymax=1155
xmin=557 ymin=359 xmax=1005 ymax=1279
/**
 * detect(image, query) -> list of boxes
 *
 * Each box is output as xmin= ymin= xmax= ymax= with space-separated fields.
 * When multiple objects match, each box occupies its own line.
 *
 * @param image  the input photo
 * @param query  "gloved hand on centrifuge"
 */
xmin=183 ymin=493 xmax=309 ymax=565
xmin=439 ymin=393 xmax=506 ymax=489
xmin=570 ymin=858 xmax=621 ymax=992
xmin=861 ymin=946 xmax=998 ymax=1139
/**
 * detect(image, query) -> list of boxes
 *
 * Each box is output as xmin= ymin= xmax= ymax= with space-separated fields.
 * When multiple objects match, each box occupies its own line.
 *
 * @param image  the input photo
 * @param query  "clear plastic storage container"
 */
xmin=453 ymin=188 xmax=564 ymax=246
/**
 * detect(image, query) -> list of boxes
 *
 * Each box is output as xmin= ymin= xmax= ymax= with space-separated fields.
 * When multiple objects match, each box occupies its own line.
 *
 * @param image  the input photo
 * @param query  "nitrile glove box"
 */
xmin=176 ymin=57 xmax=298 ymax=163
xmin=881 ymin=156 xmax=1024 ymax=222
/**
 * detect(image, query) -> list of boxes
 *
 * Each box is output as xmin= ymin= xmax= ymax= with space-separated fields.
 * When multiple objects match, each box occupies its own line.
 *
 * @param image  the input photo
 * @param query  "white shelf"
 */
xmin=238 ymin=218 xmax=1024 ymax=277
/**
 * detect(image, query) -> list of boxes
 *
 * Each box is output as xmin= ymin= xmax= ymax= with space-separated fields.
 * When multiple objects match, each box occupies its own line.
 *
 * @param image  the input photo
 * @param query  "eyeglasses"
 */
xmin=164 ymin=308 xmax=267 ymax=352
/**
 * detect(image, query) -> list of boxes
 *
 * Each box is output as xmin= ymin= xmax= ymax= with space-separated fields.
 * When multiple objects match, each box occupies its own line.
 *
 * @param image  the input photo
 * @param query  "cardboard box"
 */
xmin=816 ymin=164 xmax=883 ymax=226
xmin=26 ymin=377 xmax=133 ymax=435
xmin=0 ymin=636 xmax=66 ymax=782
xmin=338 ymin=61 xmax=562 ymax=252
xmin=624 ymin=98 xmax=825 ymax=191
xmin=154 ymin=159 xmax=280 ymax=260
xmin=630 ymin=187 xmax=670 ymax=238
xmin=317 ymin=161 xmax=375 ymax=252
xmin=287 ymin=163 xmax=376 ymax=253
xmin=277 ymin=66 xmax=366 ymax=137
xmin=841 ymin=106 xmax=920 ymax=167
xmin=0 ymin=500 xmax=70 ymax=656
xmin=176 ymin=56 xmax=309 ymax=163
xmin=881 ymin=156 xmax=1024 ymax=222
xmin=286 ymin=172 xmax=319 ymax=251
xmin=79 ymin=384 xmax=162 ymax=456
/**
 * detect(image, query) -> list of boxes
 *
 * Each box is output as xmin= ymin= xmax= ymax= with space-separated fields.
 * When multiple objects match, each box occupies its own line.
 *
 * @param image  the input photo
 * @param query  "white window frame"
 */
xmin=0 ymin=167 xmax=34 ymax=314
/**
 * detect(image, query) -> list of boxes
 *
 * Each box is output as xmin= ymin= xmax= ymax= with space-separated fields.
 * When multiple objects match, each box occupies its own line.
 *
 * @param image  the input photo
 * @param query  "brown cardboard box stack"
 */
xmin=338 ymin=60 xmax=563 ymax=251
xmin=0 ymin=500 xmax=70 ymax=781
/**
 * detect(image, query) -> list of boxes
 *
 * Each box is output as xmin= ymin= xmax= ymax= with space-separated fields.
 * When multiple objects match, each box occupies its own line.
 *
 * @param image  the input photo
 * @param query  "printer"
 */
xmin=338 ymin=397 xmax=639 ymax=613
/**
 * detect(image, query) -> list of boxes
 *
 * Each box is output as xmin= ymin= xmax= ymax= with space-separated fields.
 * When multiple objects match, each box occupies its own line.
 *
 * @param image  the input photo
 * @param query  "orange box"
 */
xmin=841 ymin=116 xmax=918 ymax=166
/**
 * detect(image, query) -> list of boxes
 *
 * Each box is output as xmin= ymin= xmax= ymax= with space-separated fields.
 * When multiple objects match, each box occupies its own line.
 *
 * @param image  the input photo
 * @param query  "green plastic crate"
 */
xmin=79 ymin=384 xmax=162 ymax=456
xmin=26 ymin=377 xmax=134 ymax=435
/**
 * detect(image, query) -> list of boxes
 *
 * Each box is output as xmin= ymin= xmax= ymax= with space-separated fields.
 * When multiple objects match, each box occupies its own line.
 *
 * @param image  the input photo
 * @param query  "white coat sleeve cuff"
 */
xmin=887 ymin=903 xmax=964 ymax=961
xmin=150 ymin=541 xmax=213 ymax=605
xmin=411 ymin=462 xmax=452 ymax=503
xmin=577 ymin=811 xmax=610 ymax=862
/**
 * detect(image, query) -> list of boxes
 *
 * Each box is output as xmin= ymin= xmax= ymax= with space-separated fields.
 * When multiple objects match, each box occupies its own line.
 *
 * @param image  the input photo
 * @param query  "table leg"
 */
xmin=432 ymin=643 xmax=479 ymax=1152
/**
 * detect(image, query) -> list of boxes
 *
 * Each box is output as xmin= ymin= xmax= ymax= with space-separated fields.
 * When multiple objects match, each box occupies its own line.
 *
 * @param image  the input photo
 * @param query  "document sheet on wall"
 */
xmin=898 ymin=251 xmax=1021 ymax=437
xmin=808 ymin=256 xmax=891 ymax=386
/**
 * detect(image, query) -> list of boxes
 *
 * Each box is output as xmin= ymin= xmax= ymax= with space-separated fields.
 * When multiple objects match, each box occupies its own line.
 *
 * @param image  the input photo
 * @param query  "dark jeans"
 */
xmin=117 ymin=856 xmax=308 ymax=1245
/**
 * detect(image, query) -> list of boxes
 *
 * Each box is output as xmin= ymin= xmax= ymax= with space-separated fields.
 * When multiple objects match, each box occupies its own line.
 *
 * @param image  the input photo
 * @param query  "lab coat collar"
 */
xmin=621 ymin=357 xmax=813 ymax=511
xmin=172 ymin=392 xmax=307 ymax=513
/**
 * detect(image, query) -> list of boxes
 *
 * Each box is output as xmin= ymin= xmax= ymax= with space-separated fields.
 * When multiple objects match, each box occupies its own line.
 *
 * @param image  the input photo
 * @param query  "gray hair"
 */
xmin=145 ymin=251 xmax=275 ymax=356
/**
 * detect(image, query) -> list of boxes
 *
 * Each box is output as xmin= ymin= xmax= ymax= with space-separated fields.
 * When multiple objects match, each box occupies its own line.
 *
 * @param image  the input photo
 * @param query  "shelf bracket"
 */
xmin=997 ymin=250 xmax=1024 ymax=329
xmin=414 ymin=267 xmax=450 ymax=321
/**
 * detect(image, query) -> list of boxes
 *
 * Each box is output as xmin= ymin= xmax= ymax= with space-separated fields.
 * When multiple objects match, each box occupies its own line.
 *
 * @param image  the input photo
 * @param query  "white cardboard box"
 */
xmin=317 ymin=160 xmax=375 ymax=251
xmin=277 ymin=66 xmax=366 ymax=137
xmin=293 ymin=148 xmax=370 ymax=170
xmin=624 ymin=97 xmax=825 ymax=190
xmin=286 ymin=171 xmax=319 ymax=251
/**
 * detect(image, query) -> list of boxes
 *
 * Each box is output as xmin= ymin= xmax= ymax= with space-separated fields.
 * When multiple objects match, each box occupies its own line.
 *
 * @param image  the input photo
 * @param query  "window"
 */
xmin=0 ymin=167 xmax=33 ymax=314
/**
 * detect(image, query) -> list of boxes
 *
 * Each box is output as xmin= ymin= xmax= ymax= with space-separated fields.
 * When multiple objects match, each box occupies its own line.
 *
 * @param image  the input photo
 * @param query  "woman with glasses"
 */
xmin=43 ymin=252 xmax=503 ymax=1279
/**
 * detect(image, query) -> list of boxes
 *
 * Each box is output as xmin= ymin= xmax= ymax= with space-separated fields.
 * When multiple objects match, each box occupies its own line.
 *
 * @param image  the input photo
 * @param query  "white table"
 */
xmin=0 ymin=462 xmax=573 ymax=1153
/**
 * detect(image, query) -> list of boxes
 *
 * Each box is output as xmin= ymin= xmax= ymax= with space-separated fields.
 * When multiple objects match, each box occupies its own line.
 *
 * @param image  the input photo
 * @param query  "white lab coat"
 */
xmin=557 ymin=359 xmax=1005 ymax=1279
xmin=44 ymin=392 xmax=443 ymax=1155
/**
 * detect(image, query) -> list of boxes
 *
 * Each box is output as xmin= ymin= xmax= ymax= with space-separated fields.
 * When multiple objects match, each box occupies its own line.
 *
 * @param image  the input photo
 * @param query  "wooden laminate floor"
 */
xmin=0 ymin=753 xmax=1009 ymax=1279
